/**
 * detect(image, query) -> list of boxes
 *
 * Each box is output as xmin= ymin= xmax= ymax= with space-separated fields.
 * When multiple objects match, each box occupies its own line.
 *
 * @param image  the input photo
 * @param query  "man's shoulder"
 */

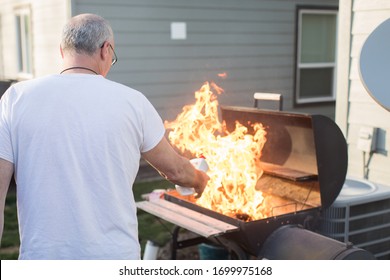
xmin=104 ymin=78 xmax=139 ymax=92
xmin=104 ymin=78 xmax=146 ymax=99
xmin=11 ymin=74 xmax=58 ymax=89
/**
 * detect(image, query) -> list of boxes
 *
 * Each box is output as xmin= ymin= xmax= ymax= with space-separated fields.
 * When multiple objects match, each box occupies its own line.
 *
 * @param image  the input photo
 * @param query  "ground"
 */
xmin=156 ymin=231 xmax=201 ymax=260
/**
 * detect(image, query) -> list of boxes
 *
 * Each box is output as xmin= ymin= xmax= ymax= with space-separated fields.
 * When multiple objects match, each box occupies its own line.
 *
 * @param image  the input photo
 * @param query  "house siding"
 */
xmin=71 ymin=0 xmax=338 ymax=121
xmin=336 ymin=0 xmax=390 ymax=185
xmin=0 ymin=0 xmax=339 ymax=121
xmin=0 ymin=0 xmax=68 ymax=79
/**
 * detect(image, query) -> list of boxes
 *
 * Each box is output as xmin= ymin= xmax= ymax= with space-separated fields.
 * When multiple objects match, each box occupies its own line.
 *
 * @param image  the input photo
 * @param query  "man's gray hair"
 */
xmin=61 ymin=14 xmax=114 ymax=55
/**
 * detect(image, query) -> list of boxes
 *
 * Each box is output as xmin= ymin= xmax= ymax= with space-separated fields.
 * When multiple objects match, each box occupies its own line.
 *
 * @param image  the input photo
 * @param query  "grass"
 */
xmin=0 ymin=179 xmax=175 ymax=260
xmin=0 ymin=190 xmax=19 ymax=260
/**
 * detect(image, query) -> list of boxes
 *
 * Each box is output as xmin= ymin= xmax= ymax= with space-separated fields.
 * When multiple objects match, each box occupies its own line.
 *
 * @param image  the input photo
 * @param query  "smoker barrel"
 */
xmin=258 ymin=225 xmax=375 ymax=260
xmin=138 ymin=106 xmax=355 ymax=259
xmin=162 ymin=107 xmax=351 ymax=258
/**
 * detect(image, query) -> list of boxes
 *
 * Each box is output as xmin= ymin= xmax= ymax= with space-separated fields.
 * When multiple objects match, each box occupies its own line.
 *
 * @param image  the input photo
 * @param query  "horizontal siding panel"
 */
xmin=75 ymin=0 xmax=337 ymax=11
xmin=111 ymin=19 xmax=294 ymax=34
xmin=353 ymin=0 xmax=390 ymax=11
xmin=32 ymin=2 xmax=66 ymax=14
xmin=348 ymin=102 xmax=390 ymax=127
xmin=349 ymin=79 xmax=379 ymax=103
xmin=295 ymin=106 xmax=335 ymax=119
xmin=114 ymin=66 xmax=292 ymax=88
xmin=75 ymin=5 xmax=294 ymax=22
xmin=347 ymin=161 xmax=390 ymax=186
xmin=115 ymin=33 xmax=293 ymax=46
xmin=349 ymin=57 xmax=362 ymax=80
xmin=115 ymin=56 xmax=293 ymax=73
xmin=351 ymin=10 xmax=390 ymax=35
xmin=115 ymin=45 xmax=293 ymax=59
xmin=133 ymin=76 xmax=292 ymax=102
xmin=350 ymin=34 xmax=366 ymax=58
xmin=113 ymin=69 xmax=292 ymax=87
xmin=348 ymin=147 xmax=390 ymax=174
xmin=75 ymin=0 xmax=294 ymax=10
xmin=367 ymin=172 xmax=390 ymax=186
xmin=184 ymin=21 xmax=293 ymax=34
xmin=131 ymin=76 xmax=293 ymax=93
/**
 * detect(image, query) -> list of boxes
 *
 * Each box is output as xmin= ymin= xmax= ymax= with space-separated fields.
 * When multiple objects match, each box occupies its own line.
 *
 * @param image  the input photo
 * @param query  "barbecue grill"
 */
xmin=137 ymin=106 xmax=375 ymax=260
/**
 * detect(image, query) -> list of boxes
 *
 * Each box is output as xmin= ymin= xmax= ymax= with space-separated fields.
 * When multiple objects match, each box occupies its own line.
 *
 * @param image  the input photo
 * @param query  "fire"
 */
xmin=217 ymin=72 xmax=227 ymax=79
xmin=164 ymin=82 xmax=268 ymax=220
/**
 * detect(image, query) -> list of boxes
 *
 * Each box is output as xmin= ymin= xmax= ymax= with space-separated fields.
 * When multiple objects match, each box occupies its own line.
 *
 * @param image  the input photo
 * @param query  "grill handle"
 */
xmin=253 ymin=93 xmax=283 ymax=111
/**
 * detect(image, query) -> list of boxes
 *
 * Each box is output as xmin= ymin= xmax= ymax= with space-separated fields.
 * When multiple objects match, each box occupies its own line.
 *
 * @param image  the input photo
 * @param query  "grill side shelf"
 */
xmin=136 ymin=199 xmax=239 ymax=238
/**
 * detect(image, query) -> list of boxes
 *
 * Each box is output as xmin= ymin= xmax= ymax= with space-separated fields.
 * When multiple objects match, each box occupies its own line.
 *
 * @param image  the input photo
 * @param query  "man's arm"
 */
xmin=142 ymin=137 xmax=209 ymax=197
xmin=0 ymin=158 xmax=14 ymax=242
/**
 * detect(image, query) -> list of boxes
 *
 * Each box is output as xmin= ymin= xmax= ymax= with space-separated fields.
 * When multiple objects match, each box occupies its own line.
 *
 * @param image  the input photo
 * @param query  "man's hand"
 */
xmin=193 ymin=169 xmax=210 ymax=198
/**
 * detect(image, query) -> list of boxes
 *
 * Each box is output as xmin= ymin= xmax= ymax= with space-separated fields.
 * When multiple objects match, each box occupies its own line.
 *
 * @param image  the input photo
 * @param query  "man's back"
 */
xmin=0 ymin=74 xmax=165 ymax=259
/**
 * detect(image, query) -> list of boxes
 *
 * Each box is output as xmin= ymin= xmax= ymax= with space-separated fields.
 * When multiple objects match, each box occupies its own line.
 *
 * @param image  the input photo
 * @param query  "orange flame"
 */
xmin=164 ymin=82 xmax=268 ymax=220
xmin=217 ymin=72 xmax=227 ymax=79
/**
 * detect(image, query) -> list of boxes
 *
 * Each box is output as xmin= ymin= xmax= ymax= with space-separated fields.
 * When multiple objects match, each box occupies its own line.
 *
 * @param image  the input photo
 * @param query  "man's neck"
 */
xmin=60 ymin=66 xmax=98 ymax=75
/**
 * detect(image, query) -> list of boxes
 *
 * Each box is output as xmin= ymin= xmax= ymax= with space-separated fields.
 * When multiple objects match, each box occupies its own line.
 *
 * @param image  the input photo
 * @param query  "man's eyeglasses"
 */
xmin=101 ymin=42 xmax=118 ymax=66
xmin=109 ymin=44 xmax=117 ymax=66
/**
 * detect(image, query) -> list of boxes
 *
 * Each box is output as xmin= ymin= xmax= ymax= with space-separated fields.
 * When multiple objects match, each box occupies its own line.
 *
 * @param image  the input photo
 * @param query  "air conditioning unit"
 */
xmin=319 ymin=177 xmax=390 ymax=259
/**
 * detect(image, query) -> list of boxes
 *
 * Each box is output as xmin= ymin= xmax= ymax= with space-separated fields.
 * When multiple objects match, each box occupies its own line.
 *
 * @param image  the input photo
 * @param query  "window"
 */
xmin=15 ymin=7 xmax=33 ymax=77
xmin=294 ymin=7 xmax=337 ymax=105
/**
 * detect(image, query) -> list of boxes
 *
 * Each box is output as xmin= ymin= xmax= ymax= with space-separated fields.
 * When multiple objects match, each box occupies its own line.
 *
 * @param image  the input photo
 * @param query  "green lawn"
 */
xmin=0 ymin=190 xmax=19 ymax=260
xmin=0 ymin=179 xmax=175 ymax=260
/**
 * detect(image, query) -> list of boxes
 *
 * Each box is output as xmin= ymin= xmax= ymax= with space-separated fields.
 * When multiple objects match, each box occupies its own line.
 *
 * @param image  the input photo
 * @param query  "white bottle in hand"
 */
xmin=175 ymin=157 xmax=209 ymax=196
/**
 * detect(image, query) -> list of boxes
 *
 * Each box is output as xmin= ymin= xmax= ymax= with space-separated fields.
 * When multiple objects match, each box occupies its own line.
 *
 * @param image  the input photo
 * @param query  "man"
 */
xmin=0 ymin=14 xmax=209 ymax=260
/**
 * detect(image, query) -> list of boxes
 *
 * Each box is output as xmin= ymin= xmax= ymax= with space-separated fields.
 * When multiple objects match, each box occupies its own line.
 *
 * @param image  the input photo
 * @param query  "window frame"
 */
xmin=294 ymin=6 xmax=338 ymax=106
xmin=15 ymin=6 xmax=33 ymax=79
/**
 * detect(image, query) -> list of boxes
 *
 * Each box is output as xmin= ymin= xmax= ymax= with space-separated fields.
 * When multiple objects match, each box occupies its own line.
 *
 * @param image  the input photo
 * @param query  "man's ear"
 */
xmin=100 ymin=41 xmax=109 ymax=61
xmin=60 ymin=45 xmax=64 ymax=58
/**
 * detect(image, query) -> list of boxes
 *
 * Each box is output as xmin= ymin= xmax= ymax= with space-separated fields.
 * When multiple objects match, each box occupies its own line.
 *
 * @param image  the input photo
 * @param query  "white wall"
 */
xmin=336 ymin=0 xmax=390 ymax=185
xmin=0 ymin=0 xmax=69 ymax=80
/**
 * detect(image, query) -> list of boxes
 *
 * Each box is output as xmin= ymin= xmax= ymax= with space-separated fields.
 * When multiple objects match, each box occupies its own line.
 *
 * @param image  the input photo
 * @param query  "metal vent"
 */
xmin=319 ymin=177 xmax=390 ymax=259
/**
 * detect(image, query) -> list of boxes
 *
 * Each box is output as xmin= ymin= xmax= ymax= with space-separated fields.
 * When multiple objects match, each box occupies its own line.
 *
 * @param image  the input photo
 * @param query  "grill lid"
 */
xmin=220 ymin=106 xmax=347 ymax=208
xmin=311 ymin=115 xmax=348 ymax=208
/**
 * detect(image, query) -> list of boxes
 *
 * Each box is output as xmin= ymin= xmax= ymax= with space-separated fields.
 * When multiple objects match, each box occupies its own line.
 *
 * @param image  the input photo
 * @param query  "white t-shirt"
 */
xmin=0 ymin=74 xmax=165 ymax=259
